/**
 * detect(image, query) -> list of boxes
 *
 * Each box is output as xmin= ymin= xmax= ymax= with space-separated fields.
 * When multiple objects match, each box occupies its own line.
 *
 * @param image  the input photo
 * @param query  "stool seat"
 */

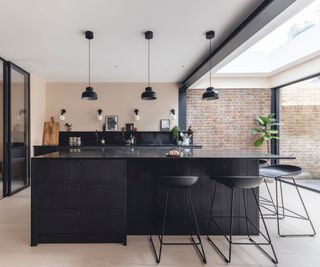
xmin=212 ymin=176 xmax=263 ymax=189
xmin=158 ymin=176 xmax=199 ymax=188
xmin=260 ymin=165 xmax=302 ymax=179
xmin=259 ymin=159 xmax=268 ymax=167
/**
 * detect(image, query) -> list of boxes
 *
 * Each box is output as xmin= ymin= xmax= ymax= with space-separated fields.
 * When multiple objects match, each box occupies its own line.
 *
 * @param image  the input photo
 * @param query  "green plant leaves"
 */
xmin=254 ymin=137 xmax=265 ymax=147
xmin=251 ymin=113 xmax=280 ymax=150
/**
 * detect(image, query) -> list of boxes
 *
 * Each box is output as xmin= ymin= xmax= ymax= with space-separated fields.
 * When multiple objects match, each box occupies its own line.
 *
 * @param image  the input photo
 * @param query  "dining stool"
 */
xmin=260 ymin=164 xmax=316 ymax=237
xmin=149 ymin=175 xmax=207 ymax=264
xmin=207 ymin=175 xmax=278 ymax=264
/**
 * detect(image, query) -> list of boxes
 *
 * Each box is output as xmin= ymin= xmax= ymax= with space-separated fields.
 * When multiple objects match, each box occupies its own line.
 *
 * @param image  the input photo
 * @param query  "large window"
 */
xmin=279 ymin=76 xmax=320 ymax=178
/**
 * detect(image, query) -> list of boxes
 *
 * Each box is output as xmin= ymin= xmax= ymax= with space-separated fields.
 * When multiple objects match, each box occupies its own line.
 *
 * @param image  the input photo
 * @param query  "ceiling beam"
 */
xmin=179 ymin=0 xmax=297 ymax=91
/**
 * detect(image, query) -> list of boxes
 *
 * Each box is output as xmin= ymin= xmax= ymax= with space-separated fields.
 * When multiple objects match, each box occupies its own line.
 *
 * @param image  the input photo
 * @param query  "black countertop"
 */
xmin=33 ymin=147 xmax=295 ymax=160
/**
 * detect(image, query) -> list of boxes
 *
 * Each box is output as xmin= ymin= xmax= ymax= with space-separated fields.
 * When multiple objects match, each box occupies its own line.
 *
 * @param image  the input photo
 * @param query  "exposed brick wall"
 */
xmin=186 ymin=89 xmax=271 ymax=151
xmin=280 ymin=87 xmax=320 ymax=178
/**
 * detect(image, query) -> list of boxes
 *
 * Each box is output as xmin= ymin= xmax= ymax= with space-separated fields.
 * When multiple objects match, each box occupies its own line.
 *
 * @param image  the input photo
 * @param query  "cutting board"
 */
xmin=42 ymin=117 xmax=59 ymax=146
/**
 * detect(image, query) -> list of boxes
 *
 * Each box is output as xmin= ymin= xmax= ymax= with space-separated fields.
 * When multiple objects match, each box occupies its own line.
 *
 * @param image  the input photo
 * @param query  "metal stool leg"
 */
xmin=150 ymin=188 xmax=169 ymax=263
xmin=277 ymin=178 xmax=316 ymax=237
xmin=207 ymin=187 xmax=234 ymax=263
xmin=186 ymin=189 xmax=207 ymax=263
xmin=251 ymin=189 xmax=278 ymax=264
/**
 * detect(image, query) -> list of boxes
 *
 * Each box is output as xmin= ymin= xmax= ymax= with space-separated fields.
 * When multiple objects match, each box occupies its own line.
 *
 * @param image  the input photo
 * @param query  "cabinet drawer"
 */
xmin=38 ymin=209 xmax=125 ymax=234
xmin=37 ymin=184 xmax=125 ymax=209
xmin=35 ymin=159 xmax=126 ymax=184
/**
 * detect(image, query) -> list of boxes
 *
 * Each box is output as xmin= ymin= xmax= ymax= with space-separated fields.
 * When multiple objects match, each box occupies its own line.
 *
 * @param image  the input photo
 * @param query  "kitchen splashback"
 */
xmin=58 ymin=131 xmax=192 ymax=146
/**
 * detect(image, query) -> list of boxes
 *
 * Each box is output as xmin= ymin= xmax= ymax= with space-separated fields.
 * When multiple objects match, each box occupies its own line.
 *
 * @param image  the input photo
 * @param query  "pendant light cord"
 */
xmin=209 ymin=38 xmax=212 ymax=87
xmin=148 ymin=39 xmax=150 ymax=87
xmin=88 ymin=39 xmax=91 ymax=86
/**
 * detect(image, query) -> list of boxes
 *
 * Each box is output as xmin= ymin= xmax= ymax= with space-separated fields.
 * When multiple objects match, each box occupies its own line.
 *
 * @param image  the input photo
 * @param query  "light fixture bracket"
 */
xmin=145 ymin=31 xmax=153 ymax=40
xmin=206 ymin=31 xmax=215 ymax=39
xmin=85 ymin=31 xmax=94 ymax=40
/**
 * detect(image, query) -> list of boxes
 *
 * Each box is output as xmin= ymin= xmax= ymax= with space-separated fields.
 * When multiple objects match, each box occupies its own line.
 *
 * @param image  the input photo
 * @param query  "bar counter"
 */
xmin=31 ymin=147 xmax=293 ymax=246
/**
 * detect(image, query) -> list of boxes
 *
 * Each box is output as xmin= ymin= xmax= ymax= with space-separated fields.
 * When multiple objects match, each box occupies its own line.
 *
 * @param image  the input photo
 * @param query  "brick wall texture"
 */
xmin=186 ymin=87 xmax=320 ymax=179
xmin=186 ymin=89 xmax=271 ymax=151
xmin=280 ymin=87 xmax=320 ymax=178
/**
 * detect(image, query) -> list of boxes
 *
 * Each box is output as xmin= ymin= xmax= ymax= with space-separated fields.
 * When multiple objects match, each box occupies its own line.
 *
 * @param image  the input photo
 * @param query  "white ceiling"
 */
xmin=0 ymin=0 xmax=263 ymax=83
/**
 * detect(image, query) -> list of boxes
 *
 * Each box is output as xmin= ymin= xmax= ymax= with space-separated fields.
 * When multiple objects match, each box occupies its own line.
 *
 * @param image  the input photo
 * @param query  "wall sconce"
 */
xmin=134 ymin=109 xmax=140 ymax=121
xmin=60 ymin=109 xmax=66 ymax=121
xmin=97 ymin=109 xmax=103 ymax=121
xmin=170 ymin=109 xmax=176 ymax=120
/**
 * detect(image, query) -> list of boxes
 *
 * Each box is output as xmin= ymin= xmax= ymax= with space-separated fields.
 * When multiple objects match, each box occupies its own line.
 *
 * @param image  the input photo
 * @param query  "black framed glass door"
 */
xmin=0 ymin=58 xmax=4 ymax=197
xmin=3 ymin=62 xmax=30 ymax=196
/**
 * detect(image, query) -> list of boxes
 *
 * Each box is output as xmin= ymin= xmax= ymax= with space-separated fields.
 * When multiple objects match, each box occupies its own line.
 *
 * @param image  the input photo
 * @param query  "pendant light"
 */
xmin=82 ymin=31 xmax=97 ymax=100
xmin=202 ymin=31 xmax=219 ymax=100
xmin=141 ymin=31 xmax=157 ymax=100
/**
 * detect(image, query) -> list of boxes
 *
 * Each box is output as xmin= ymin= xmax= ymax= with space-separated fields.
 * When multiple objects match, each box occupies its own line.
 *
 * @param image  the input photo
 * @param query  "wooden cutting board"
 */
xmin=42 ymin=117 xmax=59 ymax=146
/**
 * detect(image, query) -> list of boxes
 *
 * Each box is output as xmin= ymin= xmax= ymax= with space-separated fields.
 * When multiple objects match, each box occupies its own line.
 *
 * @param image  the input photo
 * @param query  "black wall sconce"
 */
xmin=170 ymin=109 xmax=176 ymax=120
xmin=60 ymin=109 xmax=66 ymax=121
xmin=97 ymin=109 xmax=103 ymax=121
xmin=134 ymin=109 xmax=140 ymax=121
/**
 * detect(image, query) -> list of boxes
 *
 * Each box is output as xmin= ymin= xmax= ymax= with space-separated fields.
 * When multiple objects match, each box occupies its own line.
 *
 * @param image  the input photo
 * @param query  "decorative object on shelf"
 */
xmin=170 ymin=109 xmax=176 ymax=120
xmin=251 ymin=113 xmax=279 ymax=153
xmin=160 ymin=119 xmax=170 ymax=132
xmin=180 ymin=125 xmax=193 ymax=146
xmin=202 ymin=31 xmax=219 ymax=100
xmin=97 ymin=109 xmax=103 ymax=121
xmin=59 ymin=109 xmax=66 ymax=121
xmin=105 ymin=115 xmax=118 ymax=131
xmin=141 ymin=31 xmax=157 ymax=100
xmin=65 ymin=123 xmax=72 ymax=132
xmin=125 ymin=123 xmax=134 ymax=132
xmin=171 ymin=125 xmax=180 ymax=145
xmin=42 ymin=117 xmax=59 ymax=145
xmin=82 ymin=30 xmax=98 ymax=100
xmin=134 ymin=109 xmax=140 ymax=121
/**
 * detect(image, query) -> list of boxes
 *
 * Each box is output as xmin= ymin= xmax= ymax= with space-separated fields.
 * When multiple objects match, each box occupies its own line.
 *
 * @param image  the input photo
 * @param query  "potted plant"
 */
xmin=251 ymin=113 xmax=279 ymax=153
xmin=171 ymin=125 xmax=181 ymax=145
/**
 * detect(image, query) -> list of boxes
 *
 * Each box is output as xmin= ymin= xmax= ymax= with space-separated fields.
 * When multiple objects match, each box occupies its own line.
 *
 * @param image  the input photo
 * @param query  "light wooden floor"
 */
xmin=0 ymin=184 xmax=320 ymax=267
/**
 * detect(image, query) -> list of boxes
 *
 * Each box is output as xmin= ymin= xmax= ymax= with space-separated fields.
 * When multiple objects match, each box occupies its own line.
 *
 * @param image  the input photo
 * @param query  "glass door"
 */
xmin=3 ymin=62 xmax=30 ymax=196
xmin=0 ymin=59 xmax=4 ymax=197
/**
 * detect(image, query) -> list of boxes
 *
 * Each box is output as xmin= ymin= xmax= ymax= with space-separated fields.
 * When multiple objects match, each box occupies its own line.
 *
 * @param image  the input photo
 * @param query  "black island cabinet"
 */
xmin=31 ymin=147 xmax=293 ymax=246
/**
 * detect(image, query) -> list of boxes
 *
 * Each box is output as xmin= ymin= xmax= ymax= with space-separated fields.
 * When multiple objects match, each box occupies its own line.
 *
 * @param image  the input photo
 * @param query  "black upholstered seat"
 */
xmin=157 ymin=175 xmax=198 ymax=188
xmin=259 ymin=164 xmax=302 ymax=179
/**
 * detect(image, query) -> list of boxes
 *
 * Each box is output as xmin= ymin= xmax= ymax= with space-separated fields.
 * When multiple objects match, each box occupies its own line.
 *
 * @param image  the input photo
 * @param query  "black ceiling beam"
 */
xmin=179 ymin=0 xmax=297 ymax=91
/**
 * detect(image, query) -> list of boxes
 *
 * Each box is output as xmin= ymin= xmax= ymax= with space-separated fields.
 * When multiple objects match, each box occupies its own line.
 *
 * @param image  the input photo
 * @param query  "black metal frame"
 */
xmin=207 ymin=181 xmax=278 ymax=264
xmin=149 ymin=187 xmax=207 ymax=264
xmin=2 ymin=61 xmax=30 ymax=197
xmin=275 ymin=178 xmax=316 ymax=237
xmin=179 ymin=0 xmax=296 ymax=91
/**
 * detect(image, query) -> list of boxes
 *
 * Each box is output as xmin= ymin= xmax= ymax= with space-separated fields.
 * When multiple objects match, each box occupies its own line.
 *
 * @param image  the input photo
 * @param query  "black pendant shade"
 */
xmin=202 ymin=30 xmax=219 ymax=101
xmin=141 ymin=86 xmax=156 ymax=100
xmin=141 ymin=31 xmax=157 ymax=100
xmin=202 ymin=86 xmax=219 ymax=100
xmin=82 ymin=86 xmax=97 ymax=100
xmin=82 ymin=31 xmax=98 ymax=100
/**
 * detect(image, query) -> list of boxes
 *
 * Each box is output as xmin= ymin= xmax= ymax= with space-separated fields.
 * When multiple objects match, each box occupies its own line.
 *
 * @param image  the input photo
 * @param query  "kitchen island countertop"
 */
xmin=33 ymin=146 xmax=294 ymax=160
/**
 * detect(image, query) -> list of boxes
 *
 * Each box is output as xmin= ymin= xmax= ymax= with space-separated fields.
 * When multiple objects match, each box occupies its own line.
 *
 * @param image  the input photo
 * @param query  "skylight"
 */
xmin=216 ymin=0 xmax=320 ymax=75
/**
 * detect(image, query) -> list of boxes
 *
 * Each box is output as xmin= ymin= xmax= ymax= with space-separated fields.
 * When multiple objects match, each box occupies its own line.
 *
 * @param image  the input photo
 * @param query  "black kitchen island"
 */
xmin=31 ymin=147 xmax=293 ymax=246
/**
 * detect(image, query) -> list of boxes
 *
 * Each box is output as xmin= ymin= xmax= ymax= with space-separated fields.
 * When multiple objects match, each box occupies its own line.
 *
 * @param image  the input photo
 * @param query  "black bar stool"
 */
xmin=260 ymin=164 xmax=316 ymax=237
xmin=149 ymin=175 xmax=207 ymax=264
xmin=207 ymin=175 xmax=278 ymax=264
xmin=258 ymin=160 xmax=279 ymax=218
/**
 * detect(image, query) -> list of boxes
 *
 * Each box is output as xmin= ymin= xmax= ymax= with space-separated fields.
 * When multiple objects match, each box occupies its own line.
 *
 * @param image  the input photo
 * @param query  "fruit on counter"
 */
xmin=167 ymin=149 xmax=180 ymax=156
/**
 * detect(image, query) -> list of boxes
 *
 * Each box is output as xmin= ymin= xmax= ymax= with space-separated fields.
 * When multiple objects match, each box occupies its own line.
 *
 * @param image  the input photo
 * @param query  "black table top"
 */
xmin=33 ymin=147 xmax=295 ymax=160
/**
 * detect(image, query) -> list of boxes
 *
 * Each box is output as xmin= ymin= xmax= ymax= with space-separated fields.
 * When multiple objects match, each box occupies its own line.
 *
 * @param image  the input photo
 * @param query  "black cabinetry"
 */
xmin=31 ymin=159 xmax=127 ymax=246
